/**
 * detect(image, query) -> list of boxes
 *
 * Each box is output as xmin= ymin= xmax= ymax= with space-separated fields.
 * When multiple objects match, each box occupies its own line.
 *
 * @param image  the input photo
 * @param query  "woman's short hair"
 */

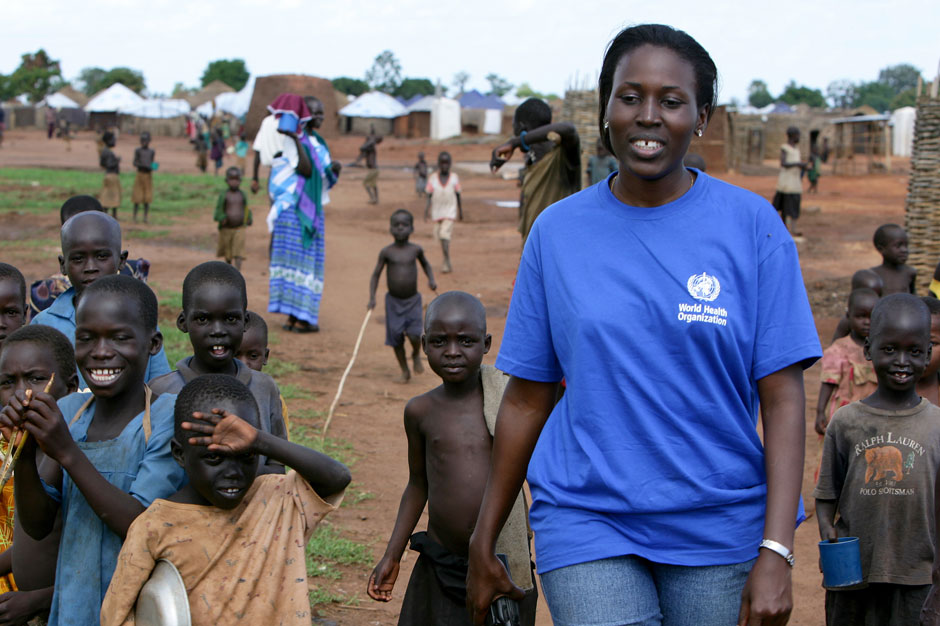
xmin=597 ymin=24 xmax=718 ymax=155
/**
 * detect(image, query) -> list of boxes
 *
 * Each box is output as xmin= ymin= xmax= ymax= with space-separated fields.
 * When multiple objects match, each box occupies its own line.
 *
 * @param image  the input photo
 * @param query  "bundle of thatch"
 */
xmin=904 ymin=77 xmax=940 ymax=293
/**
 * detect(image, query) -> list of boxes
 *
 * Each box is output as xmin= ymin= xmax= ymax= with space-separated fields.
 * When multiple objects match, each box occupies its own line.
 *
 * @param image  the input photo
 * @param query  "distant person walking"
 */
xmin=45 ymin=108 xmax=55 ymax=139
xmin=489 ymin=98 xmax=580 ymax=242
xmin=353 ymin=125 xmax=383 ymax=204
xmin=772 ymin=126 xmax=807 ymax=238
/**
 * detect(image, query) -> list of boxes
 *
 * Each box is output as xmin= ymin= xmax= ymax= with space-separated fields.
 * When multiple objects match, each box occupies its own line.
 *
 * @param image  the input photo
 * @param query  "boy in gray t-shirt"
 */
xmin=815 ymin=294 xmax=940 ymax=625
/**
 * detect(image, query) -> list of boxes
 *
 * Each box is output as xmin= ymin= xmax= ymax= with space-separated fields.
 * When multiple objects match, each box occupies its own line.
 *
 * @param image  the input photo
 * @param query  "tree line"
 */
xmin=747 ymin=63 xmax=922 ymax=112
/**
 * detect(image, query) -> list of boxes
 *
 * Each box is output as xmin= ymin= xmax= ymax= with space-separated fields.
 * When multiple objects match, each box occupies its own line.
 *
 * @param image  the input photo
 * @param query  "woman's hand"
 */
xmin=182 ymin=409 xmax=258 ymax=454
xmin=366 ymin=556 xmax=400 ymax=602
xmin=330 ymin=162 xmax=342 ymax=176
xmin=466 ymin=547 xmax=525 ymax=625
xmin=737 ymin=551 xmax=792 ymax=626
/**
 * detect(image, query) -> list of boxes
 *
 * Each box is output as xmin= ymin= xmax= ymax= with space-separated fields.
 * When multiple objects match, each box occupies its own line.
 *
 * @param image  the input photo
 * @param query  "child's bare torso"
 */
xmin=383 ymin=243 xmax=422 ymax=299
xmin=413 ymin=385 xmax=491 ymax=557
xmin=224 ymin=190 xmax=246 ymax=227
xmin=872 ymin=264 xmax=916 ymax=295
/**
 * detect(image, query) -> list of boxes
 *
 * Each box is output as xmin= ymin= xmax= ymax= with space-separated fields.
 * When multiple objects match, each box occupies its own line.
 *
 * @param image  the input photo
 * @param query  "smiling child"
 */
xmin=816 ymin=294 xmax=940 ymax=624
xmin=149 ymin=262 xmax=287 ymax=471
xmin=0 ymin=275 xmax=187 ymax=626
xmin=30 ymin=211 xmax=171 ymax=386
xmin=368 ymin=292 xmax=537 ymax=624
xmin=100 ymin=374 xmax=349 ymax=626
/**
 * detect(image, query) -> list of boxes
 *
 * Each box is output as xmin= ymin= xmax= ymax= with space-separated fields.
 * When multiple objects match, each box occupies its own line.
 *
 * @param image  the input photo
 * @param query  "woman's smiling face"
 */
xmin=605 ymin=44 xmax=708 ymax=182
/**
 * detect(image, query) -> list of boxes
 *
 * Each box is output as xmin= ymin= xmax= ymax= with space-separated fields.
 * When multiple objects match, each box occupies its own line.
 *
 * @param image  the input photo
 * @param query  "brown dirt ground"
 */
xmin=0 ymin=129 xmax=913 ymax=625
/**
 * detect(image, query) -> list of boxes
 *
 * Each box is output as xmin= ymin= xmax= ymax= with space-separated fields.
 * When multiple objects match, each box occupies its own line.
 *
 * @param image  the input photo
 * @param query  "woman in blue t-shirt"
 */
xmin=466 ymin=24 xmax=821 ymax=626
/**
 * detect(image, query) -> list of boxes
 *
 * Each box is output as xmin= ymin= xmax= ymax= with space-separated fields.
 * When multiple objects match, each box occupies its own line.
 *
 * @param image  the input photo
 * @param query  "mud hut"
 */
xmin=244 ymin=74 xmax=339 ymax=140
xmin=904 ymin=76 xmax=940 ymax=292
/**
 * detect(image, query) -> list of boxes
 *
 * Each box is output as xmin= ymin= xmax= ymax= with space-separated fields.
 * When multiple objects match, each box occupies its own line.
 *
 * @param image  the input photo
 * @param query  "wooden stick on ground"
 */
xmin=321 ymin=309 xmax=372 ymax=438
xmin=0 ymin=373 xmax=55 ymax=490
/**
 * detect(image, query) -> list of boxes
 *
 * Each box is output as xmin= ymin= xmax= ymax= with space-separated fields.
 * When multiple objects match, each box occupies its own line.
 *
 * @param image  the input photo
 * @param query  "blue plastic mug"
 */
xmin=819 ymin=537 xmax=863 ymax=588
xmin=277 ymin=111 xmax=298 ymax=133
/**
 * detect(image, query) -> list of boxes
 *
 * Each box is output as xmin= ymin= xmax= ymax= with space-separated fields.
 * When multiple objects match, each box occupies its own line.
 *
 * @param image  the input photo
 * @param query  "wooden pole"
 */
xmin=321 ymin=309 xmax=372 ymax=438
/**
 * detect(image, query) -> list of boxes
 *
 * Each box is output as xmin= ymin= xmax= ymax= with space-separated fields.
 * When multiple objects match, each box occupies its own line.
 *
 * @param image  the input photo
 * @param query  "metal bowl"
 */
xmin=135 ymin=559 xmax=191 ymax=626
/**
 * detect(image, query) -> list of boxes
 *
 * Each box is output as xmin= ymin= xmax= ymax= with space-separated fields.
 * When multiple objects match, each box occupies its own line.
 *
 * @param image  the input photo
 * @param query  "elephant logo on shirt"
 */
xmin=864 ymin=445 xmax=904 ymax=483
xmin=687 ymin=272 xmax=721 ymax=302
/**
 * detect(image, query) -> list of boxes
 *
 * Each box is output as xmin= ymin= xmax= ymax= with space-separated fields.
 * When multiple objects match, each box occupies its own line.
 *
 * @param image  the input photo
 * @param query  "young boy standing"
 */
xmin=149 ymin=262 xmax=287 ymax=472
xmin=367 ymin=292 xmax=536 ymax=624
xmin=815 ymin=294 xmax=940 ymax=625
xmin=413 ymin=152 xmax=428 ymax=198
xmin=213 ymin=167 xmax=252 ymax=270
xmin=368 ymin=210 xmax=437 ymax=382
xmin=0 ymin=275 xmax=188 ymax=626
xmin=98 ymin=131 xmax=121 ymax=219
xmin=30 ymin=211 xmax=171 ymax=386
xmin=132 ymin=132 xmax=155 ymax=224
xmin=424 ymin=152 xmax=462 ymax=274
xmin=871 ymin=223 xmax=917 ymax=295
xmin=100 ymin=374 xmax=349 ymax=626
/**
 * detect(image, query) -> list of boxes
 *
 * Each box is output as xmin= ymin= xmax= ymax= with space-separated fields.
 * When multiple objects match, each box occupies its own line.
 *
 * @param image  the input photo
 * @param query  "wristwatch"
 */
xmin=759 ymin=539 xmax=795 ymax=567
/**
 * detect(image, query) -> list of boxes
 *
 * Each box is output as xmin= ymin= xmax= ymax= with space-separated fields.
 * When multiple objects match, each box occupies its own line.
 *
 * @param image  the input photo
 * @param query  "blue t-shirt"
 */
xmin=46 ymin=391 xmax=186 ymax=626
xmin=495 ymin=171 xmax=821 ymax=573
xmin=30 ymin=286 xmax=171 ymax=387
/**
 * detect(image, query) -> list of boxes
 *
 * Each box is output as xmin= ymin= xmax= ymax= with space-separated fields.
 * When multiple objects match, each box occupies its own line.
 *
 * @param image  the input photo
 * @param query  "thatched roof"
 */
xmin=56 ymin=85 xmax=88 ymax=107
xmin=187 ymin=80 xmax=236 ymax=108
xmin=245 ymin=74 xmax=339 ymax=139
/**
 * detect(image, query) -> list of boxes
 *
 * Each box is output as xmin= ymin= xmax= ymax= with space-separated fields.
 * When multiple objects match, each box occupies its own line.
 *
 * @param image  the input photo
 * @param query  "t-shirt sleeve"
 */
xmin=495 ymin=229 xmax=563 ymax=382
xmin=281 ymin=471 xmax=343 ymax=542
xmin=751 ymin=237 xmax=822 ymax=380
xmin=100 ymin=512 xmax=157 ymax=626
xmin=819 ymin=343 xmax=846 ymax=386
xmin=813 ymin=414 xmax=848 ymax=501
xmin=127 ymin=407 xmax=187 ymax=507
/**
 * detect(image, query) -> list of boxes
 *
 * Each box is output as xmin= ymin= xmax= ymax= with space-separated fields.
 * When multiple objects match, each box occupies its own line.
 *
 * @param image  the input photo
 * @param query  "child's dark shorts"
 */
xmin=825 ymin=582 xmax=930 ymax=626
xmin=385 ymin=292 xmax=422 ymax=347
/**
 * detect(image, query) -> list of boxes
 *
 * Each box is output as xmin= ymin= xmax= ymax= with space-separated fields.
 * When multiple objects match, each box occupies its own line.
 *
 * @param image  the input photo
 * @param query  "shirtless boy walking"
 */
xmin=367 ymin=292 xmax=536 ymax=624
xmin=368 ymin=210 xmax=436 ymax=382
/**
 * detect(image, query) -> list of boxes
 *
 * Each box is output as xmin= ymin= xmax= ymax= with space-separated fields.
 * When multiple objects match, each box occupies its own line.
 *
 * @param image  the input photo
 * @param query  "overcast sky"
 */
xmin=3 ymin=0 xmax=938 ymax=104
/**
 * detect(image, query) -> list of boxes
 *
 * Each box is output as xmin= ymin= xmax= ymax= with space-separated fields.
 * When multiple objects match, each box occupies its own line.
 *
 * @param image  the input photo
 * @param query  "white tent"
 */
xmin=339 ymin=91 xmax=406 ymax=118
xmin=39 ymin=92 xmax=80 ymax=109
xmin=84 ymin=83 xmax=144 ymax=113
xmin=891 ymin=106 xmax=916 ymax=157
xmin=430 ymin=98 xmax=461 ymax=140
xmin=121 ymin=99 xmax=191 ymax=119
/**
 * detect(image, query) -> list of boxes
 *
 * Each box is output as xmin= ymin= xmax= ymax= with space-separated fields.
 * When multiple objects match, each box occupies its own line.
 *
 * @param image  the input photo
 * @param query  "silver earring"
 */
xmin=695 ymin=128 xmax=703 ymax=137
xmin=604 ymin=120 xmax=609 ymax=130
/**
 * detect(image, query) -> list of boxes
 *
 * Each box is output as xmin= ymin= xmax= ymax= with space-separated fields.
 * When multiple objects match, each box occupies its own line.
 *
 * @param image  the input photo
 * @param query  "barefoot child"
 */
xmin=100 ymin=374 xmax=348 ymax=625
xmin=424 ymin=151 xmax=462 ymax=274
xmin=30 ymin=211 xmax=171 ymax=386
xmin=98 ymin=131 xmax=121 ymax=218
xmin=149 ymin=262 xmax=287 ymax=472
xmin=815 ymin=288 xmax=879 ymax=436
xmin=815 ymin=294 xmax=940 ymax=625
xmin=368 ymin=210 xmax=437 ymax=382
xmin=413 ymin=152 xmax=428 ymax=198
xmin=0 ymin=325 xmax=78 ymax=622
xmin=0 ymin=275 xmax=187 ymax=625
xmin=213 ymin=167 xmax=252 ymax=270
xmin=871 ymin=224 xmax=916 ymax=295
xmin=131 ymin=132 xmax=155 ymax=224
xmin=368 ymin=292 xmax=536 ymax=624
xmin=0 ymin=263 xmax=27 ymax=357
xmin=917 ymin=297 xmax=940 ymax=405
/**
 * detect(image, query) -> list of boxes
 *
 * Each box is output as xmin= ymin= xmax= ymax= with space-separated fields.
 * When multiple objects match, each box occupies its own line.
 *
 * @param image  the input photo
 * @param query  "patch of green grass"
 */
xmin=279 ymin=382 xmax=315 ymax=401
xmin=159 ymin=320 xmax=190 ymax=366
xmin=308 ymin=586 xmax=358 ymax=608
xmin=152 ymin=283 xmax=183 ymax=312
xmin=290 ymin=423 xmax=358 ymax=467
xmin=264 ymin=357 xmax=298 ymax=379
xmin=306 ymin=521 xmax=373 ymax=583
xmin=124 ymin=229 xmax=170 ymax=240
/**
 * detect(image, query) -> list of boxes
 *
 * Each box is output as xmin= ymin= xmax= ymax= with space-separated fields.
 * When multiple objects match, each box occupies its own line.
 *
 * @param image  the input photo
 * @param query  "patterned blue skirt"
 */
xmin=268 ymin=207 xmax=325 ymax=326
